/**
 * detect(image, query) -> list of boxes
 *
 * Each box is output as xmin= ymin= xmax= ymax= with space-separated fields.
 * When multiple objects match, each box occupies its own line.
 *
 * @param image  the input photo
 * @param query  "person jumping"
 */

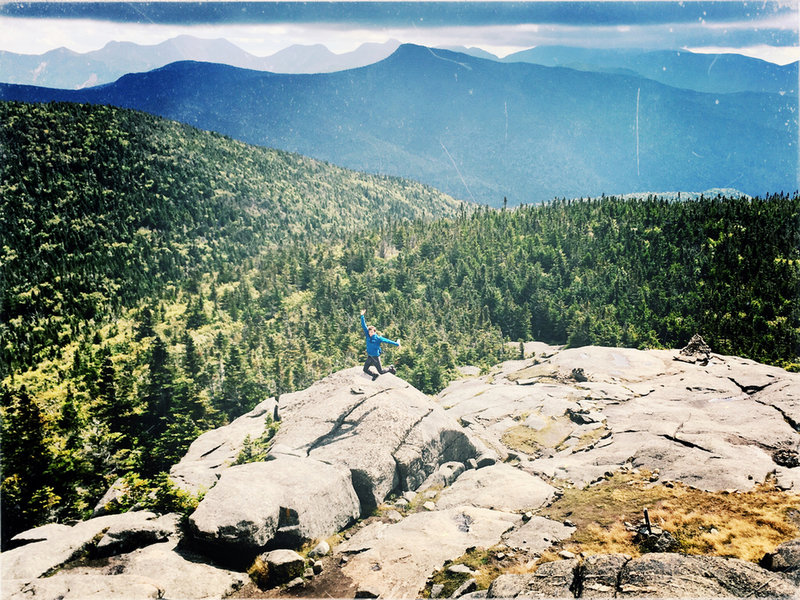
xmin=360 ymin=309 xmax=400 ymax=380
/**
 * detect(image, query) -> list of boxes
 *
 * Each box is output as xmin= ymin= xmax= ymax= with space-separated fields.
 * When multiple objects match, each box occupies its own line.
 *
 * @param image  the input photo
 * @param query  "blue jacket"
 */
xmin=361 ymin=315 xmax=399 ymax=357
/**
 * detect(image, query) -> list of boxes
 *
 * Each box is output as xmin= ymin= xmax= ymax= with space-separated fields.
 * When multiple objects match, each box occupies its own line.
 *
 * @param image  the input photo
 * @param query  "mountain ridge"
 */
xmin=3 ymin=34 xmax=794 ymax=95
xmin=501 ymin=45 xmax=798 ymax=95
xmin=3 ymin=43 xmax=795 ymax=205
xmin=0 ymin=36 xmax=402 ymax=89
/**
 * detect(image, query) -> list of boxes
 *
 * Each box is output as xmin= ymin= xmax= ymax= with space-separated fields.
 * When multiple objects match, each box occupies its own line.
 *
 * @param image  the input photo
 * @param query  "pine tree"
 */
xmin=0 ymin=386 xmax=54 ymax=545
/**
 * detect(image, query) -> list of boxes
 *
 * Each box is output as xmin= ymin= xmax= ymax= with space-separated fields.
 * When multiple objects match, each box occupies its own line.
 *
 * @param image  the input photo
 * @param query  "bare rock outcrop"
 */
xmin=1 ymin=511 xmax=170 ymax=581
xmin=181 ymin=367 xmax=495 ymax=558
xmin=337 ymin=506 xmax=520 ymax=598
xmin=618 ymin=552 xmax=797 ymax=597
xmin=487 ymin=553 xmax=799 ymax=598
xmin=2 ymin=515 xmax=245 ymax=600
xmin=436 ymin=462 xmax=555 ymax=512
xmin=439 ymin=345 xmax=800 ymax=492
xmin=488 ymin=558 xmax=578 ymax=598
xmin=169 ymin=396 xmax=279 ymax=495
xmin=502 ymin=516 xmax=576 ymax=554
xmin=271 ymin=367 xmax=486 ymax=511
xmin=5 ymin=349 xmax=799 ymax=600
xmin=187 ymin=456 xmax=361 ymax=560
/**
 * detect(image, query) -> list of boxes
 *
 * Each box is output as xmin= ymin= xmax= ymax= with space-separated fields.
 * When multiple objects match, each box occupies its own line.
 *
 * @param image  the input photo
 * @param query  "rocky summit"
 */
xmin=442 ymin=341 xmax=800 ymax=492
xmin=2 ymin=345 xmax=799 ymax=599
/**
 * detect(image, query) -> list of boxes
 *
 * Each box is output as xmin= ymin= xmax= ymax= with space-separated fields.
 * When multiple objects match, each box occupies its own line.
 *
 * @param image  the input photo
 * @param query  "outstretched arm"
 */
xmin=378 ymin=335 xmax=400 ymax=347
xmin=360 ymin=310 xmax=369 ymax=335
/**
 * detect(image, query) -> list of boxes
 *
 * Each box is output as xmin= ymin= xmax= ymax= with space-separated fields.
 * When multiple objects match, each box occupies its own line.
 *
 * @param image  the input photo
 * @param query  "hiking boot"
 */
xmin=371 ymin=373 xmax=379 ymax=381
xmin=388 ymin=365 xmax=396 ymax=374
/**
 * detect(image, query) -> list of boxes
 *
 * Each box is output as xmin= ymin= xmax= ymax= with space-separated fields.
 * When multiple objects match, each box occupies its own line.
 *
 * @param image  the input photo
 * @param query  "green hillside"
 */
xmin=0 ymin=101 xmax=472 ymax=542
xmin=1 ymin=101 xmax=798 ymax=546
xmin=1 ymin=101 xmax=463 ymax=374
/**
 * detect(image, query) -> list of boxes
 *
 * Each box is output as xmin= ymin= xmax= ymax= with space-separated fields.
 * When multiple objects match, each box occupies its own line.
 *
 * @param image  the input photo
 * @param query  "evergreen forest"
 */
xmin=1 ymin=101 xmax=798 ymax=546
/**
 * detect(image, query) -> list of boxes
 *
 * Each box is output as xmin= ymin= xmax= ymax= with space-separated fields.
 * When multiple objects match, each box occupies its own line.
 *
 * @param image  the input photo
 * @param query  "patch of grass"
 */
xmin=422 ymin=546 xmax=525 ymax=597
xmin=537 ymin=471 xmax=800 ymax=562
xmin=501 ymin=424 xmax=542 ymax=455
xmin=501 ymin=416 xmax=575 ymax=454
xmin=505 ymin=364 xmax=557 ymax=383
xmin=574 ymin=426 xmax=609 ymax=452
xmin=405 ymin=487 xmax=443 ymax=513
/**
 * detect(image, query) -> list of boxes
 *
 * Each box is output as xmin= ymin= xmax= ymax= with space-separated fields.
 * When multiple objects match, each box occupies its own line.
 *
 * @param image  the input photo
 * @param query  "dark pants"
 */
xmin=363 ymin=355 xmax=391 ymax=377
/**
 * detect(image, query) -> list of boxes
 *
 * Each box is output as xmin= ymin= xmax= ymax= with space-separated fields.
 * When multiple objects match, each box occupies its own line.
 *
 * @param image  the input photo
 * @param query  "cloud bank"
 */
xmin=0 ymin=1 xmax=797 ymax=64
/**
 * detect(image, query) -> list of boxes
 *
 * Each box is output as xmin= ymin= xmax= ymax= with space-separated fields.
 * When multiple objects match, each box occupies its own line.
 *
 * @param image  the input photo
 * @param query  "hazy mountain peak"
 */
xmin=0 ymin=35 xmax=400 ymax=86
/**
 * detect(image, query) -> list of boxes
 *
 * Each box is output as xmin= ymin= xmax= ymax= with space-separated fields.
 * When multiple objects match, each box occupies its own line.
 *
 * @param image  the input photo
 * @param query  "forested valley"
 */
xmin=1 ymin=101 xmax=798 ymax=546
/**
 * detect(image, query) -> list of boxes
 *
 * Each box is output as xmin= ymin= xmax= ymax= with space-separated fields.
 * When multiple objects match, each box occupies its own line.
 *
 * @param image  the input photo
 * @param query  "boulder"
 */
xmin=436 ymin=463 xmax=555 ymax=512
xmin=338 ymin=506 xmax=520 ymax=598
xmin=7 ymin=522 xmax=72 ymax=549
xmin=3 ymin=574 xmax=162 ymax=600
xmin=420 ymin=461 xmax=466 ymax=490
xmin=618 ymin=552 xmax=798 ymax=597
xmin=762 ymin=538 xmax=800 ymax=581
xmin=269 ymin=367 xmax=483 ymax=512
xmin=169 ymin=397 xmax=278 ymax=494
xmin=187 ymin=456 xmax=359 ymax=559
xmin=502 ymin=516 xmax=575 ymax=555
xmin=308 ymin=540 xmax=331 ymax=558
xmin=249 ymin=549 xmax=306 ymax=588
xmin=95 ymin=512 xmax=180 ymax=557
xmin=1 ymin=511 xmax=162 ymax=581
xmin=451 ymin=577 xmax=478 ymax=597
xmin=774 ymin=466 xmax=800 ymax=491
xmin=475 ymin=451 xmax=499 ymax=468
xmin=580 ymin=553 xmax=631 ymax=598
xmin=487 ymin=558 xmax=578 ymax=598
xmin=459 ymin=591 xmax=488 ymax=599
xmin=449 ymin=564 xmax=478 ymax=576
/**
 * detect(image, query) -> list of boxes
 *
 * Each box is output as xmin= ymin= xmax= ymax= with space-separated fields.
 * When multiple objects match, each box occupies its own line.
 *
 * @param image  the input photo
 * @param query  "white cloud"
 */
xmin=687 ymin=44 xmax=800 ymax=65
xmin=0 ymin=18 xmax=191 ymax=54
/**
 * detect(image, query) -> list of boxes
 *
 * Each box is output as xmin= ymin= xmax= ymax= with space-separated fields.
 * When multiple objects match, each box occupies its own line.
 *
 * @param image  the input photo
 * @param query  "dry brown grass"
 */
xmin=537 ymin=471 xmax=800 ymax=563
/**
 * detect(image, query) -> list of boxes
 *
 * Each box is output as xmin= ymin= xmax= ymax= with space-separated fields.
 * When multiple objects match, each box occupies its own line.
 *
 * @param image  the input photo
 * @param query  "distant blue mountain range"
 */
xmin=499 ymin=46 xmax=798 ymax=95
xmin=0 ymin=36 xmax=402 ymax=89
xmin=2 ymin=44 xmax=796 ymax=204
xmin=1 ymin=35 xmax=794 ymax=95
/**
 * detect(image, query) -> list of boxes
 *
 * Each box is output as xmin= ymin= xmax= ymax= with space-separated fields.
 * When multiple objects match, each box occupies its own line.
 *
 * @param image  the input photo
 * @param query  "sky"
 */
xmin=0 ymin=1 xmax=798 ymax=65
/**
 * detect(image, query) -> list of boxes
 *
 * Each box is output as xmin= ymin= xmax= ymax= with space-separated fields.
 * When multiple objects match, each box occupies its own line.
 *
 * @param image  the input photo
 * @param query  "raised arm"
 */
xmin=360 ymin=309 xmax=369 ymax=335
